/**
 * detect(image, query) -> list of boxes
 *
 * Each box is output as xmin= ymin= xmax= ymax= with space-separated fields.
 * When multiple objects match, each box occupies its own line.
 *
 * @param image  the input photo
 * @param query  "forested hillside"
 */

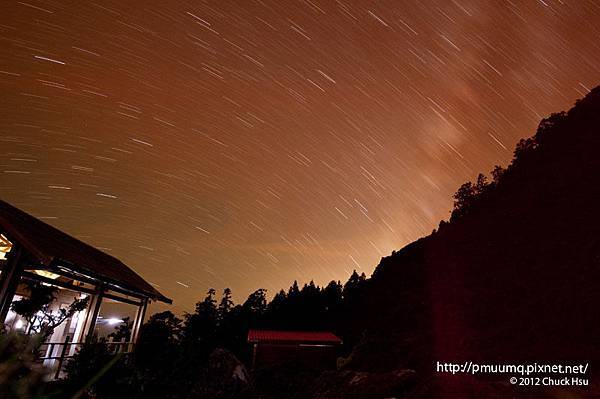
xmin=337 ymin=87 xmax=600 ymax=396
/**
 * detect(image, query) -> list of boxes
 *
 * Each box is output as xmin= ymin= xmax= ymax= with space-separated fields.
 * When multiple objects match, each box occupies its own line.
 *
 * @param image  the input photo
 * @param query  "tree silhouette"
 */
xmin=108 ymin=316 xmax=133 ymax=343
xmin=288 ymin=280 xmax=300 ymax=298
xmin=474 ymin=173 xmax=489 ymax=194
xmin=343 ymin=270 xmax=366 ymax=301
xmin=490 ymin=165 xmax=505 ymax=184
xmin=10 ymin=281 xmax=88 ymax=337
xmin=268 ymin=289 xmax=287 ymax=314
xmin=451 ymin=181 xmax=476 ymax=220
xmin=184 ymin=289 xmax=218 ymax=344
xmin=136 ymin=311 xmax=182 ymax=367
xmin=322 ymin=280 xmax=343 ymax=312
xmin=243 ymin=288 xmax=267 ymax=315
xmin=218 ymin=288 xmax=234 ymax=320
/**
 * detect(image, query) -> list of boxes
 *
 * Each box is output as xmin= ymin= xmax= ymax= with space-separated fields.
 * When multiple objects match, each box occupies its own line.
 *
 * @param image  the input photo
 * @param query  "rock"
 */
xmin=208 ymin=348 xmax=251 ymax=386
xmin=189 ymin=348 xmax=253 ymax=399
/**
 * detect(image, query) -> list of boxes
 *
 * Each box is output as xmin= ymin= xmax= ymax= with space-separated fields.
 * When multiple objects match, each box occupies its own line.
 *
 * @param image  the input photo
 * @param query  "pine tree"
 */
xmin=218 ymin=288 xmax=233 ymax=320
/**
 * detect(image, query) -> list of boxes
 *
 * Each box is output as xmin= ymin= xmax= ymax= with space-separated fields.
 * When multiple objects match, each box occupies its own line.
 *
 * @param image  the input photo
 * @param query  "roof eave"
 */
xmin=50 ymin=258 xmax=173 ymax=304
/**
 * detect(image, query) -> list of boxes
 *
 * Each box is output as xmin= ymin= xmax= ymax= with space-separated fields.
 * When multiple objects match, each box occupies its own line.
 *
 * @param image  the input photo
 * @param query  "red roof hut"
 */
xmin=248 ymin=329 xmax=342 ymax=369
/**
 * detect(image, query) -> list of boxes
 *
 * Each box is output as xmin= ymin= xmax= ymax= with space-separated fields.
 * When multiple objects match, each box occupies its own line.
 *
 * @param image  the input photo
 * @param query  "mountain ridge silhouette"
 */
xmin=341 ymin=86 xmax=600 ymax=377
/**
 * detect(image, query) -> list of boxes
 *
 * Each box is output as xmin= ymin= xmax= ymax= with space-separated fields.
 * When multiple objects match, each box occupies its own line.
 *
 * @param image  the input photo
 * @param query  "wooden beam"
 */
xmin=20 ymin=271 xmax=142 ymax=306
xmin=101 ymin=293 xmax=142 ymax=307
xmin=48 ymin=260 xmax=152 ymax=301
xmin=21 ymin=271 xmax=95 ymax=295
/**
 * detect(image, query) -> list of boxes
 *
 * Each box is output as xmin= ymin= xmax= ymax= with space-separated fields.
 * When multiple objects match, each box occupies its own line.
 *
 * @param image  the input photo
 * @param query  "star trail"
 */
xmin=1 ymin=1 xmax=599 ymax=312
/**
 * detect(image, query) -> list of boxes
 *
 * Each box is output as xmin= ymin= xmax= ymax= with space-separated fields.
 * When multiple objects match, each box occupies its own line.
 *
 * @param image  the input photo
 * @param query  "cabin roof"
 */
xmin=0 ymin=200 xmax=171 ymax=303
xmin=248 ymin=329 xmax=342 ymax=344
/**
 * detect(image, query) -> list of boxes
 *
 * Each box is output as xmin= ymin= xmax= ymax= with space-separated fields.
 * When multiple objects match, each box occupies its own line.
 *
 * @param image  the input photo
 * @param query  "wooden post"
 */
xmin=0 ymin=243 xmax=23 ymax=324
xmin=252 ymin=343 xmax=258 ymax=369
xmin=54 ymin=334 xmax=70 ymax=380
xmin=82 ymin=287 xmax=104 ymax=343
xmin=130 ymin=298 xmax=148 ymax=345
xmin=130 ymin=302 xmax=141 ymax=344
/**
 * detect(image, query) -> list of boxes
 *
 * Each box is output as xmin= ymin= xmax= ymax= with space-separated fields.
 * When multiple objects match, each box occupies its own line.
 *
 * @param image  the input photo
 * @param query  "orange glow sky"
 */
xmin=1 ymin=0 xmax=599 ymax=313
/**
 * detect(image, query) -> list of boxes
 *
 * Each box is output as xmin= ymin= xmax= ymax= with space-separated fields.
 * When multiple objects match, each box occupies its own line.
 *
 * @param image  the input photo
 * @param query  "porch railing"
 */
xmin=37 ymin=335 xmax=134 ymax=379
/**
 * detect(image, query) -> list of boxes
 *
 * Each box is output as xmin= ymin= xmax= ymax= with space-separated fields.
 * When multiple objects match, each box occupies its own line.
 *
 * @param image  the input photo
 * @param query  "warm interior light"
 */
xmin=32 ymin=270 xmax=61 ymax=280
xmin=0 ymin=234 xmax=12 ymax=260
xmin=107 ymin=318 xmax=123 ymax=325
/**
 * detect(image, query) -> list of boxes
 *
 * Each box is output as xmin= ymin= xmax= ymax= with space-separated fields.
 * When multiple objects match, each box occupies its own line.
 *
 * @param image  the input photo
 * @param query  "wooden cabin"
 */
xmin=0 ymin=200 xmax=171 ymax=377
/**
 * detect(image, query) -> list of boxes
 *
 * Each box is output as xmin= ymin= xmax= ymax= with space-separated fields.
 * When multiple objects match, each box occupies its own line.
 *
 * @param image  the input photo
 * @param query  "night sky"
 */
xmin=1 ymin=0 xmax=599 ymax=313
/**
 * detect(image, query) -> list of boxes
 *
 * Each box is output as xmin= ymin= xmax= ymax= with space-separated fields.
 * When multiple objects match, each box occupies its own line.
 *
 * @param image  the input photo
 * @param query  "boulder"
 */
xmin=189 ymin=348 xmax=253 ymax=399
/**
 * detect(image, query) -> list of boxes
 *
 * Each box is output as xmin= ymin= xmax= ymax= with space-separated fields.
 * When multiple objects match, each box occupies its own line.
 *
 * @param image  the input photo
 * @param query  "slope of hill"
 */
xmin=336 ymin=87 xmax=600 ymax=396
